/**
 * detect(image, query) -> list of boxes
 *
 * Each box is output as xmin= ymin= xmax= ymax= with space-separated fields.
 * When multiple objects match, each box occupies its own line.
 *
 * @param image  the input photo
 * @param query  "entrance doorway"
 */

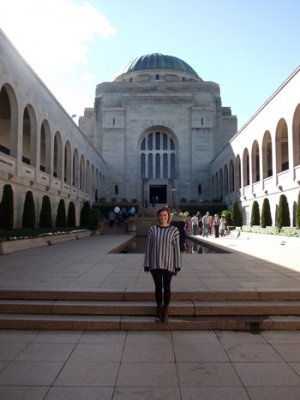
xmin=149 ymin=185 xmax=167 ymax=204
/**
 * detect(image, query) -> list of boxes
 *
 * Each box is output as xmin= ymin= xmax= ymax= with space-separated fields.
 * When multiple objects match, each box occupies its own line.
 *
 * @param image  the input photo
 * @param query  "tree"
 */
xmin=89 ymin=208 xmax=101 ymax=231
xmin=296 ymin=191 xmax=300 ymax=229
xmin=231 ymin=201 xmax=242 ymax=227
xmin=250 ymin=200 xmax=260 ymax=226
xmin=22 ymin=191 xmax=36 ymax=229
xmin=276 ymin=194 xmax=290 ymax=229
xmin=261 ymin=198 xmax=272 ymax=228
xmin=0 ymin=184 xmax=14 ymax=230
xmin=80 ymin=201 xmax=91 ymax=227
xmin=39 ymin=195 xmax=52 ymax=228
xmin=55 ymin=199 xmax=67 ymax=228
xmin=67 ymin=201 xmax=76 ymax=227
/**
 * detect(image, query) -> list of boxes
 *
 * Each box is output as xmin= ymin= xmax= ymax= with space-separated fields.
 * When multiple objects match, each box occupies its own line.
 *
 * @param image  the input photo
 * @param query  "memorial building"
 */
xmin=79 ymin=53 xmax=237 ymax=206
xmin=0 ymin=29 xmax=299 ymax=227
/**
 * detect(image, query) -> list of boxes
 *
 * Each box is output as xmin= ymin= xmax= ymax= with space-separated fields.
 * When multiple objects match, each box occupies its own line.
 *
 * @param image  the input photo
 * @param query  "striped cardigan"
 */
xmin=143 ymin=225 xmax=182 ymax=273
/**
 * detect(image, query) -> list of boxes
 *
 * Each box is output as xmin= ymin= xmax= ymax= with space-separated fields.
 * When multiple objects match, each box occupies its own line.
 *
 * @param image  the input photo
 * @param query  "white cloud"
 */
xmin=0 ymin=0 xmax=116 ymax=120
xmin=80 ymin=73 xmax=96 ymax=82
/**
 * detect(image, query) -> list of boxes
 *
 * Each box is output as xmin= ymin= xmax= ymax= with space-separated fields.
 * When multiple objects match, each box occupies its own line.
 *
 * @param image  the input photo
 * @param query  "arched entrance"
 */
xmin=139 ymin=126 xmax=178 ymax=206
xmin=149 ymin=185 xmax=167 ymax=204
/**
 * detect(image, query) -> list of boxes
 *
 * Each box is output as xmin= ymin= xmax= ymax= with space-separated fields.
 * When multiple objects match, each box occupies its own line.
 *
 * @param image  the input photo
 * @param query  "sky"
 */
xmin=0 ymin=0 xmax=299 ymax=129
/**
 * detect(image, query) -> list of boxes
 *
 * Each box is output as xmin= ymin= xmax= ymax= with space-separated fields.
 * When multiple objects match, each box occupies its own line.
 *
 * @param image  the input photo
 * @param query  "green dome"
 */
xmin=121 ymin=53 xmax=199 ymax=78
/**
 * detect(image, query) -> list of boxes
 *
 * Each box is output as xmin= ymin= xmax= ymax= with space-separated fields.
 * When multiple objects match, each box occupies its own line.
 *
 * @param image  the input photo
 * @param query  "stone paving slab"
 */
xmin=0 ymin=329 xmax=299 ymax=398
xmin=0 ymin=234 xmax=300 ymax=397
xmin=0 ymin=234 xmax=300 ymax=295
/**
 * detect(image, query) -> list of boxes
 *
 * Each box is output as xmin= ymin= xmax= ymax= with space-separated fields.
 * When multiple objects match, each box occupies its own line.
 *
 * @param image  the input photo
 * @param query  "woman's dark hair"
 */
xmin=157 ymin=207 xmax=171 ymax=224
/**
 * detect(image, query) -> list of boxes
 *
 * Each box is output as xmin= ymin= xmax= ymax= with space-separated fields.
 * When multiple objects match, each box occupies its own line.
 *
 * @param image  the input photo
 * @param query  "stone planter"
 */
xmin=0 ymin=231 xmax=91 ymax=255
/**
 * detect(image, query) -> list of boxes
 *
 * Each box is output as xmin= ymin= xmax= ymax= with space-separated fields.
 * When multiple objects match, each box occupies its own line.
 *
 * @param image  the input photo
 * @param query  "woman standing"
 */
xmin=144 ymin=207 xmax=182 ymax=322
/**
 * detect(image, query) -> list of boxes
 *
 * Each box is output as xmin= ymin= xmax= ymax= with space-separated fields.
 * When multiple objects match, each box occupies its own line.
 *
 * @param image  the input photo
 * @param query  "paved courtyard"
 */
xmin=0 ymin=232 xmax=300 ymax=399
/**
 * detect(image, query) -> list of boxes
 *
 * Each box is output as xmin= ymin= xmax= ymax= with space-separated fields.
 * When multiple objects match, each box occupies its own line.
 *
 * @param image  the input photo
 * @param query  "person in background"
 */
xmin=143 ymin=207 xmax=182 ymax=322
xmin=213 ymin=214 xmax=220 ymax=238
xmin=219 ymin=215 xmax=227 ymax=237
xmin=184 ymin=219 xmax=189 ymax=236
xmin=202 ymin=211 xmax=210 ymax=237
xmin=108 ymin=210 xmax=115 ymax=228
xmin=196 ymin=211 xmax=202 ymax=235
xmin=209 ymin=214 xmax=214 ymax=236
xmin=191 ymin=214 xmax=199 ymax=235
xmin=128 ymin=206 xmax=136 ymax=216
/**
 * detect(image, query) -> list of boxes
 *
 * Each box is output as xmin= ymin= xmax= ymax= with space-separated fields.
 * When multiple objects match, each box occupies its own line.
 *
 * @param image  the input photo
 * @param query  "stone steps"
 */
xmin=1 ymin=290 xmax=300 ymax=330
xmin=2 ymin=289 xmax=300 ymax=301
xmin=0 ymin=313 xmax=300 ymax=331
xmin=1 ymin=299 xmax=300 ymax=316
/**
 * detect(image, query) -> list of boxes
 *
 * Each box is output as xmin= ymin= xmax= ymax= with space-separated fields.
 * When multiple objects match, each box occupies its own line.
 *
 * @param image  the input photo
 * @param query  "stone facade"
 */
xmin=1 ymin=30 xmax=299 ymax=228
xmin=0 ymin=30 xmax=105 ymax=228
xmin=79 ymin=56 xmax=237 ymax=205
xmin=211 ymin=66 xmax=300 ymax=225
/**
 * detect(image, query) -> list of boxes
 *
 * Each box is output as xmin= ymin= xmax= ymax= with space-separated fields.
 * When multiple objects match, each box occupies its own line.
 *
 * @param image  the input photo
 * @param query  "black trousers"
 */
xmin=151 ymin=269 xmax=173 ymax=306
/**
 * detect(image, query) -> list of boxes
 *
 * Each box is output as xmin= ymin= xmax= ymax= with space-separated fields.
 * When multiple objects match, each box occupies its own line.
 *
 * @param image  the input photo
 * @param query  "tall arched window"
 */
xmin=73 ymin=149 xmax=79 ymax=187
xmin=163 ymin=153 xmax=168 ymax=178
xmin=141 ymin=153 xmax=146 ymax=178
xmin=235 ymin=155 xmax=241 ymax=189
xmin=40 ymin=120 xmax=51 ymax=173
xmin=229 ymin=159 xmax=234 ymax=192
xmin=262 ymin=131 xmax=273 ymax=178
xmin=252 ymin=140 xmax=260 ymax=183
xmin=155 ymin=153 xmax=160 ymax=178
xmin=243 ymin=148 xmax=250 ymax=186
xmin=64 ymin=141 xmax=71 ymax=184
xmin=22 ymin=107 xmax=31 ymax=165
xmin=170 ymin=153 xmax=175 ymax=178
xmin=80 ymin=155 xmax=85 ymax=191
xmin=86 ymin=160 xmax=91 ymax=194
xmin=140 ymin=130 xmax=176 ymax=179
xmin=0 ymin=84 xmax=18 ymax=158
xmin=224 ymin=164 xmax=228 ymax=195
xmin=148 ymin=153 xmax=153 ymax=179
xmin=292 ymin=104 xmax=300 ymax=167
xmin=219 ymin=169 xmax=223 ymax=200
xmin=276 ymin=119 xmax=289 ymax=173
xmin=53 ymin=132 xmax=63 ymax=179
xmin=0 ymin=86 xmax=11 ymax=156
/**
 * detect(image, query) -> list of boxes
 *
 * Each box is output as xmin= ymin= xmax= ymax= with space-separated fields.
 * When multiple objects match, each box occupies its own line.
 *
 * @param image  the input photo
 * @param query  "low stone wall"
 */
xmin=0 ymin=231 xmax=91 ymax=255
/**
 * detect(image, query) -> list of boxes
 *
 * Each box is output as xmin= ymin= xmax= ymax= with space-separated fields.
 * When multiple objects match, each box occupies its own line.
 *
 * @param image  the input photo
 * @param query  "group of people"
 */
xmin=107 ymin=206 xmax=136 ymax=228
xmin=190 ymin=211 xmax=227 ymax=238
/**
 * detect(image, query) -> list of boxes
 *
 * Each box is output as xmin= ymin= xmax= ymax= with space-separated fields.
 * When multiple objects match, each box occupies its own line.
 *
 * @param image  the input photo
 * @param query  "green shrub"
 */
xmin=231 ymin=201 xmax=242 ymax=226
xmin=55 ymin=199 xmax=67 ymax=228
xmin=221 ymin=209 xmax=232 ymax=226
xmin=22 ymin=191 xmax=36 ymax=229
xmin=296 ymin=191 xmax=300 ymax=229
xmin=89 ymin=208 xmax=101 ymax=230
xmin=39 ymin=195 xmax=52 ymax=228
xmin=0 ymin=184 xmax=14 ymax=230
xmin=80 ymin=201 xmax=91 ymax=227
xmin=261 ymin=197 xmax=272 ymax=228
xmin=250 ymin=200 xmax=260 ymax=226
xmin=276 ymin=194 xmax=290 ymax=229
xmin=67 ymin=201 xmax=76 ymax=227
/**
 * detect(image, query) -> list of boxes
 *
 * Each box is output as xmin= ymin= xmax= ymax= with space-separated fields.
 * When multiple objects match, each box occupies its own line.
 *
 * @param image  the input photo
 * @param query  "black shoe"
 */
xmin=162 ymin=305 xmax=169 ymax=322
xmin=155 ymin=304 xmax=163 ymax=322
